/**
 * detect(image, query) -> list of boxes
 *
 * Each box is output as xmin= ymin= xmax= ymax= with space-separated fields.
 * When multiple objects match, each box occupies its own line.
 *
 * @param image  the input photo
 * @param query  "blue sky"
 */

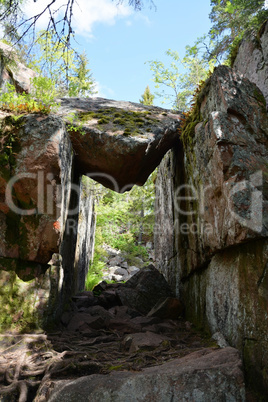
xmin=24 ymin=0 xmax=213 ymax=107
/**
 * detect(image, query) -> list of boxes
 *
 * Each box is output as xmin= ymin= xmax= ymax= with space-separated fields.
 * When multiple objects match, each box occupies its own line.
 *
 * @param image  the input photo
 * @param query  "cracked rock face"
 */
xmin=154 ymin=64 xmax=268 ymax=395
xmin=56 ymin=97 xmax=181 ymax=192
xmin=182 ymin=65 xmax=268 ymax=272
xmin=0 ymin=41 xmax=37 ymax=94
xmin=233 ymin=20 xmax=268 ymax=109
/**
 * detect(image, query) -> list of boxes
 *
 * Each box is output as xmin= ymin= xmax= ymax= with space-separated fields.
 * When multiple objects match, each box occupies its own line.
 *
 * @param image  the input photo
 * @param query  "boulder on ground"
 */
xmin=48 ymin=347 xmax=245 ymax=402
xmin=117 ymin=264 xmax=174 ymax=315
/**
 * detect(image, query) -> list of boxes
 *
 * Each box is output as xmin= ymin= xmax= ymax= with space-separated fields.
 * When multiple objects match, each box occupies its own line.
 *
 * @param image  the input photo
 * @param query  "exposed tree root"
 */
xmin=0 ymin=319 xmax=214 ymax=401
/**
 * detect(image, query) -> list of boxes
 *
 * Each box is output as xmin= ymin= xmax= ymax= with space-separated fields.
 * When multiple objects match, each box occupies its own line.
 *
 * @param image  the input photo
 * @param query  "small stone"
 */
xmin=128 ymin=266 xmax=140 ymax=273
xmin=67 ymin=313 xmax=106 ymax=331
xmin=122 ymin=331 xmax=171 ymax=353
xmin=108 ymin=318 xmax=141 ymax=334
xmin=114 ymin=267 xmax=128 ymax=276
xmin=185 ymin=321 xmax=193 ymax=331
xmin=93 ymin=281 xmax=107 ymax=293
xmin=111 ymin=274 xmax=124 ymax=282
xmin=211 ymin=332 xmax=229 ymax=348
xmin=109 ymin=256 xmax=123 ymax=266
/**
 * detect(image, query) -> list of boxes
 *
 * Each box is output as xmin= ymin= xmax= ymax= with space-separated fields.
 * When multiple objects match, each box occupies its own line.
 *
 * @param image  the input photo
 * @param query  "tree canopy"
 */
xmin=209 ymin=0 xmax=268 ymax=60
xmin=147 ymin=45 xmax=216 ymax=111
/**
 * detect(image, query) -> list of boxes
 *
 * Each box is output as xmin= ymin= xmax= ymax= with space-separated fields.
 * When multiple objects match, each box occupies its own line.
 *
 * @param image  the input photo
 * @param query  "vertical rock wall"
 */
xmin=74 ymin=178 xmax=96 ymax=293
xmin=155 ymin=65 xmax=268 ymax=394
xmin=233 ymin=20 xmax=268 ymax=108
xmin=0 ymin=114 xmax=95 ymax=331
xmin=154 ymin=145 xmax=183 ymax=296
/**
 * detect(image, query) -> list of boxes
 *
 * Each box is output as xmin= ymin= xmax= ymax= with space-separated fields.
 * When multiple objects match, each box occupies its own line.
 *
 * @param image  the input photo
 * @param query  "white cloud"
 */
xmin=134 ymin=13 xmax=151 ymax=26
xmin=22 ymin=0 xmax=133 ymax=37
xmin=92 ymin=81 xmax=115 ymax=99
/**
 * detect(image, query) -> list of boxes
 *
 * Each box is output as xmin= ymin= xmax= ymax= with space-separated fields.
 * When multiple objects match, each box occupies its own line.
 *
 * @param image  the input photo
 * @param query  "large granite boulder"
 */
xmin=56 ymin=97 xmax=181 ymax=192
xmin=155 ymin=65 xmax=268 ymax=394
xmin=0 ymin=113 xmax=96 ymax=330
xmin=0 ymin=41 xmax=37 ymax=94
xmin=0 ymin=114 xmax=71 ymax=265
xmin=48 ymin=347 xmax=245 ymax=402
xmin=181 ymin=65 xmax=267 ymax=274
xmin=233 ymin=19 xmax=268 ymax=108
xmin=117 ymin=264 xmax=174 ymax=315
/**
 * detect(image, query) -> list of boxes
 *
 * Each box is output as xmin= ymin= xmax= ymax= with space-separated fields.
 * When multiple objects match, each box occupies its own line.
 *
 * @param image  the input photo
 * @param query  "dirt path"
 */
xmin=0 ymin=281 xmax=216 ymax=402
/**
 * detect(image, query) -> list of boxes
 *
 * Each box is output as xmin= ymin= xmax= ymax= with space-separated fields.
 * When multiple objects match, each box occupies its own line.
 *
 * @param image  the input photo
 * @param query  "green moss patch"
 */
xmin=0 ymin=269 xmax=42 ymax=333
xmin=77 ymin=107 xmax=159 ymax=137
xmin=180 ymin=77 xmax=210 ymax=149
xmin=253 ymin=87 xmax=267 ymax=110
xmin=0 ymin=115 xmax=23 ymax=174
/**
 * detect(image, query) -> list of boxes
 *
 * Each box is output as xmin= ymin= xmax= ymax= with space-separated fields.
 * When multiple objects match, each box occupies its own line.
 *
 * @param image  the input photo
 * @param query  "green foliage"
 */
xmin=77 ymin=108 xmax=158 ymax=136
xmin=139 ymin=85 xmax=155 ymax=106
xmin=28 ymin=30 xmax=96 ymax=97
xmin=68 ymin=52 xmax=97 ymax=97
xmin=85 ymin=172 xmax=156 ymax=289
xmin=0 ymin=270 xmax=40 ymax=333
xmin=85 ymin=272 xmax=103 ymax=292
xmin=0 ymin=81 xmax=58 ymax=114
xmin=30 ymin=76 xmax=58 ymax=103
xmin=208 ymin=0 xmax=268 ymax=60
xmin=95 ymin=174 xmax=155 ymax=248
xmin=147 ymin=44 xmax=216 ymax=111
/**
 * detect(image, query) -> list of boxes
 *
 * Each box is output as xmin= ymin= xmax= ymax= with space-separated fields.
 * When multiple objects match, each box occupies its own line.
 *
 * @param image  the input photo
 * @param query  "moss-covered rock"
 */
xmin=57 ymin=97 xmax=181 ymax=191
xmin=0 ymin=264 xmax=50 ymax=332
xmin=77 ymin=107 xmax=159 ymax=137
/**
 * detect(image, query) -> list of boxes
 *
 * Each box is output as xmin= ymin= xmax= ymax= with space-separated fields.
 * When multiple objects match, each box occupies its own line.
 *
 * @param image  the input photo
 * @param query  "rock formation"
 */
xmin=0 ymin=41 xmax=37 ymax=94
xmin=48 ymin=348 xmax=245 ymax=402
xmin=1 ymin=22 xmax=268 ymax=399
xmin=56 ymin=97 xmax=181 ymax=191
xmin=155 ymin=61 xmax=268 ymax=394
xmin=233 ymin=20 xmax=268 ymax=108
xmin=0 ymin=113 xmax=96 ymax=329
xmin=0 ymin=270 xmax=245 ymax=401
xmin=0 ymin=88 xmax=180 ymax=331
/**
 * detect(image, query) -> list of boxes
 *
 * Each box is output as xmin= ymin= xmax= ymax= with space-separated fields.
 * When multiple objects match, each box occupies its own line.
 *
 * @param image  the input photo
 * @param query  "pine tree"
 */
xmin=68 ymin=52 xmax=96 ymax=97
xmin=139 ymin=85 xmax=155 ymax=106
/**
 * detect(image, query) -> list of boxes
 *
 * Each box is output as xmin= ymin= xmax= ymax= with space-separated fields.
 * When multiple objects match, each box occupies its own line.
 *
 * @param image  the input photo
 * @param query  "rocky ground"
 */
xmin=0 ymin=265 xmax=249 ymax=401
xmin=100 ymin=243 xmax=154 ymax=283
